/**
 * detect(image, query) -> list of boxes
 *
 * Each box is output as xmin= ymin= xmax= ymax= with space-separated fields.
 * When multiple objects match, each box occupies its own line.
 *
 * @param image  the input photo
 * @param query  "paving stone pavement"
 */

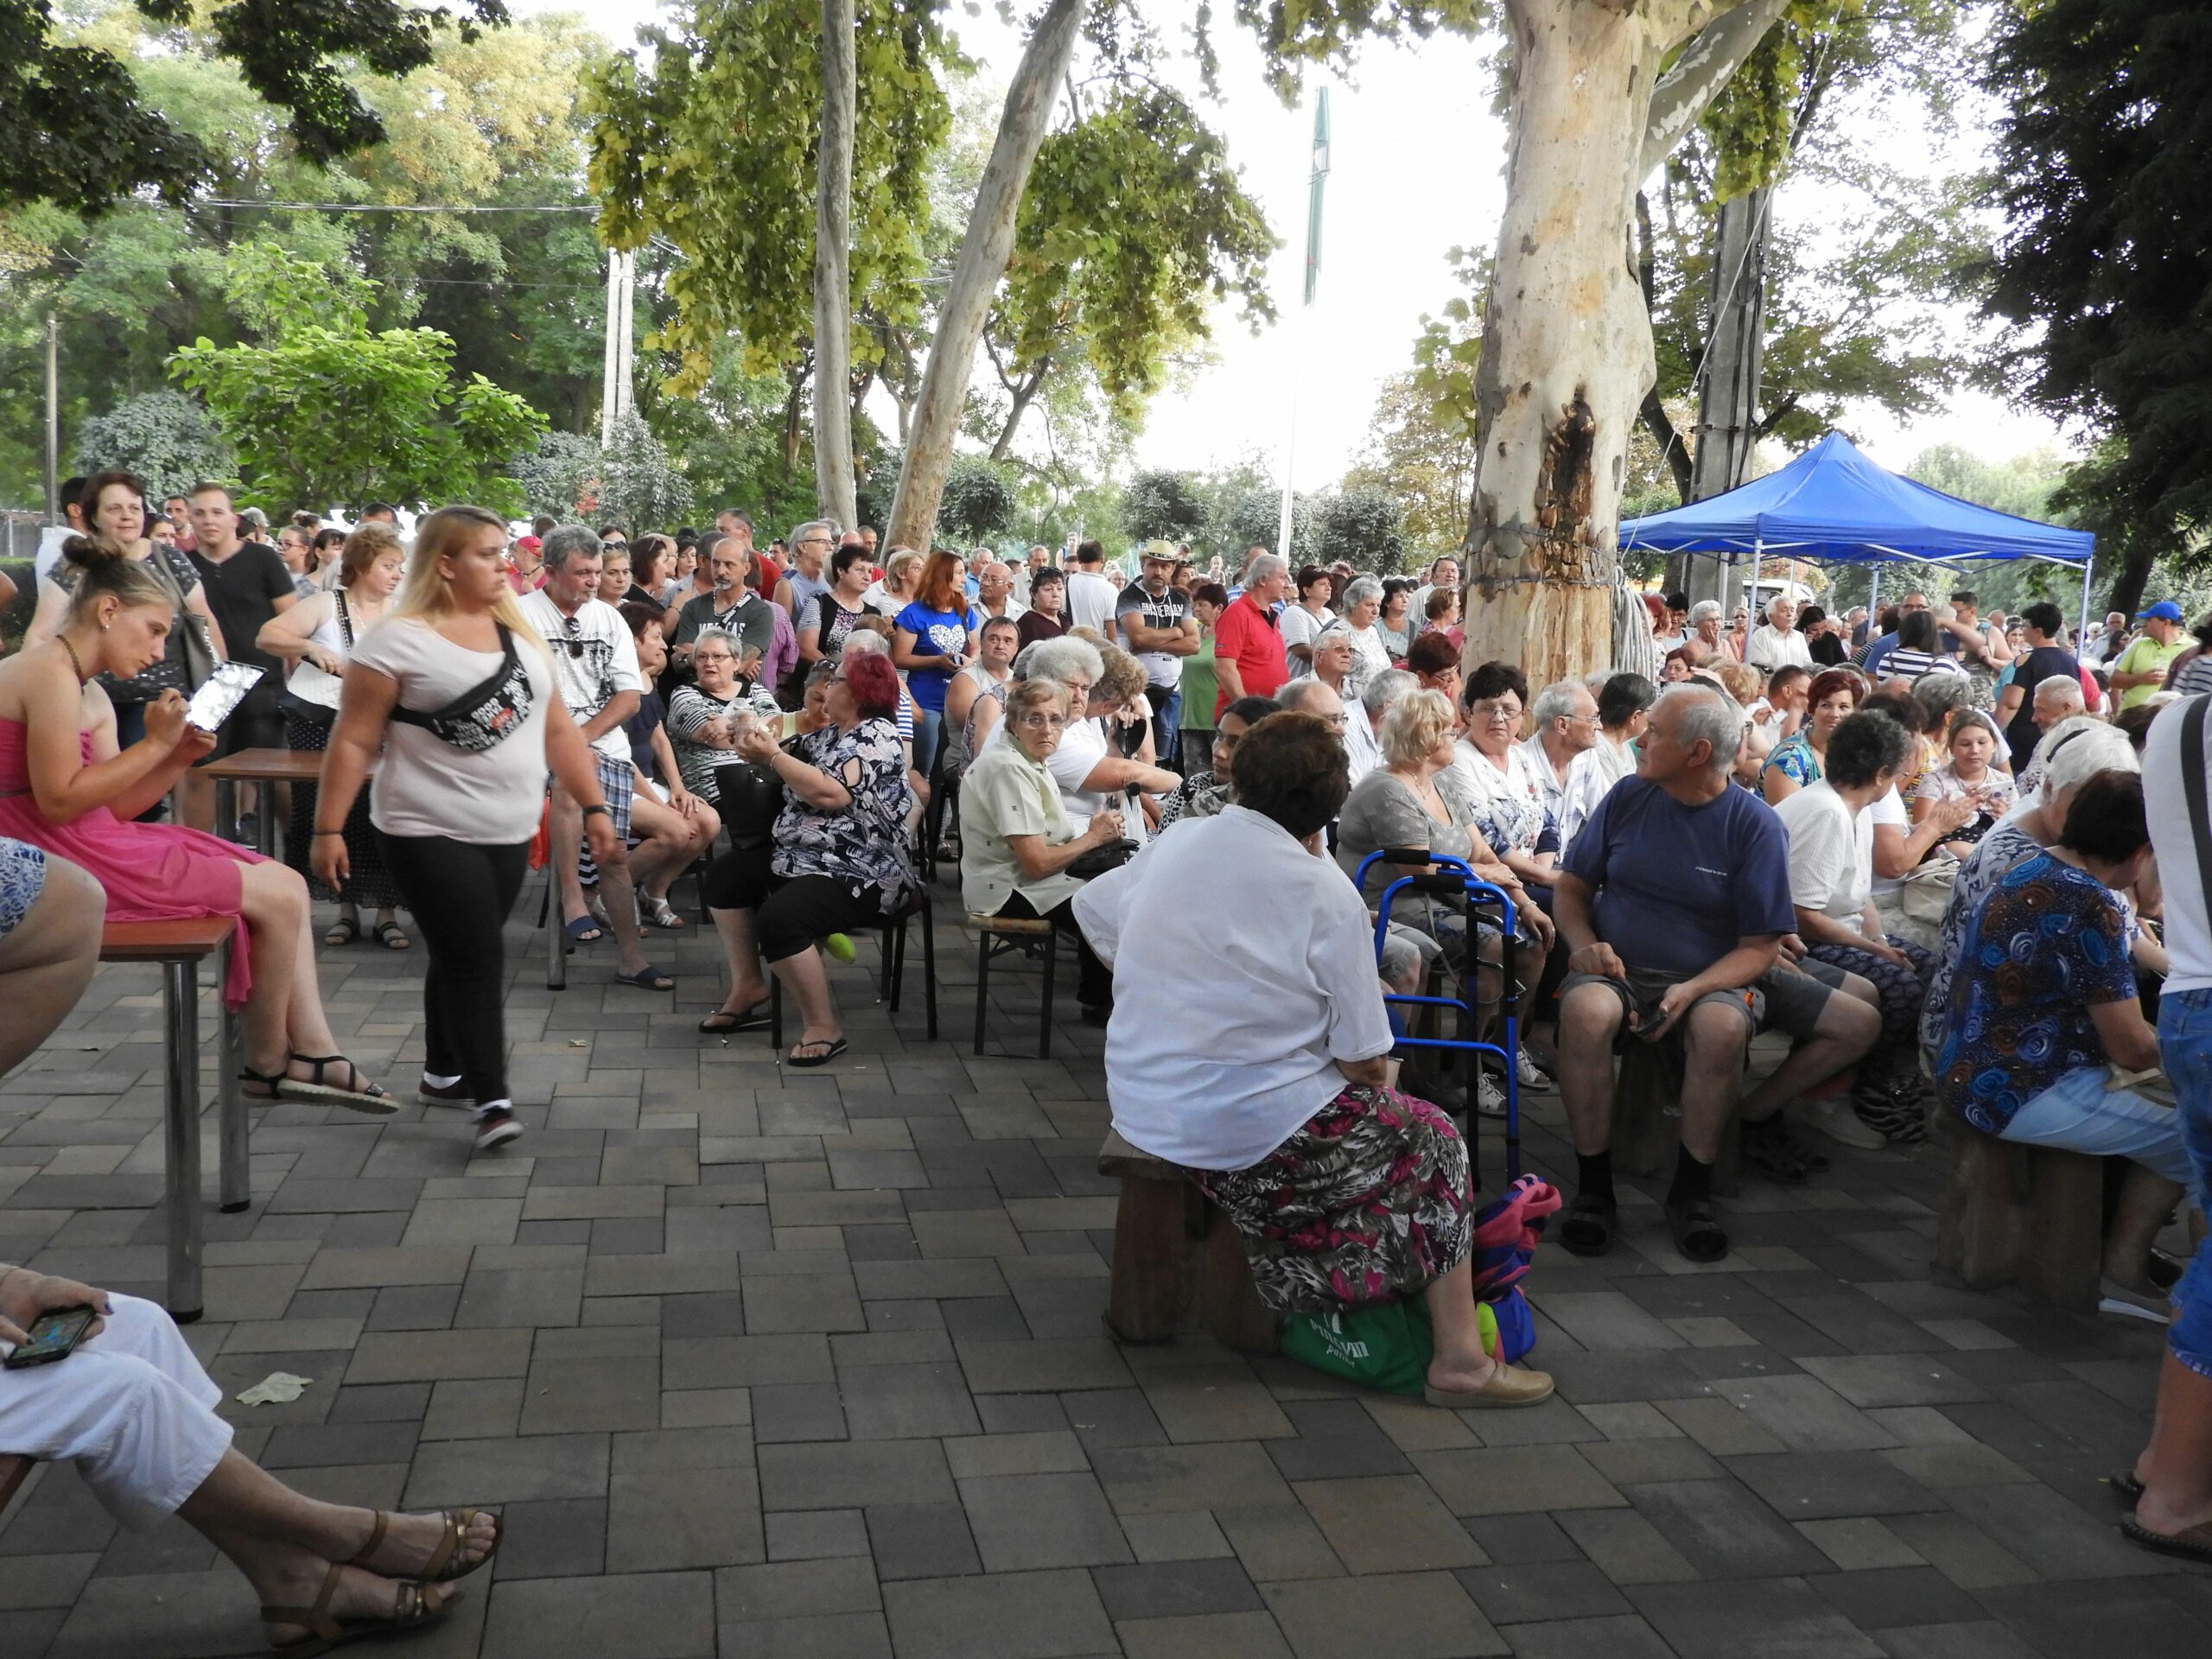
xmin=2 ymin=888 xmax=2207 ymax=1658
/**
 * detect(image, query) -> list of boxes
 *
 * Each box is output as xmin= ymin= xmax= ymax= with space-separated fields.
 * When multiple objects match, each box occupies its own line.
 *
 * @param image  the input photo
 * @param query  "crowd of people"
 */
xmin=3 ymin=480 xmax=2211 ymax=1572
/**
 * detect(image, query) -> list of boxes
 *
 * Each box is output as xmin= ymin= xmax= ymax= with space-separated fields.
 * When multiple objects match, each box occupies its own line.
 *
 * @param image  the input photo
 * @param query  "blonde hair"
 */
xmin=1708 ymin=659 xmax=1762 ymax=708
xmin=1094 ymin=643 xmax=1148 ymax=708
xmin=388 ymin=505 xmax=548 ymax=656
xmin=340 ymin=521 xmax=405 ymax=590
xmin=1381 ymin=688 xmax=1457 ymax=768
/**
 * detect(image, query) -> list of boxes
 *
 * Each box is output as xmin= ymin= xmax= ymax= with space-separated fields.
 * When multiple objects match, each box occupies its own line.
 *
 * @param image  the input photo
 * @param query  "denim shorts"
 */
xmin=2156 ymin=988 xmax=2212 ymax=1378
xmin=1999 ymin=1065 xmax=2193 ymax=1185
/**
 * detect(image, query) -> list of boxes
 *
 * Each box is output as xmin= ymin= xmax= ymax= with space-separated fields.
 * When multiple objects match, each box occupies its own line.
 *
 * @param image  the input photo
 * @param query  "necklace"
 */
xmin=59 ymin=636 xmax=92 ymax=685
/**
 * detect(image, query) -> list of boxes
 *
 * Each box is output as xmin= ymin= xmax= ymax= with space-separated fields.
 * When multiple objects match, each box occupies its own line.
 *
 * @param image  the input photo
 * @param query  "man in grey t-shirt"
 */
xmin=1115 ymin=542 xmax=1199 ymax=766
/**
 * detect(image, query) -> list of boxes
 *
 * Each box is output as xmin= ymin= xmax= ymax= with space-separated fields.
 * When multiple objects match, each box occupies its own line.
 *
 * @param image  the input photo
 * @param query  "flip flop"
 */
xmin=2109 ymin=1470 xmax=2146 ymax=1503
xmin=2120 ymin=1516 xmax=2212 ymax=1565
xmin=787 ymin=1036 xmax=849 ymax=1068
xmin=1556 ymin=1193 xmax=1617 ymax=1258
xmin=614 ymin=963 xmax=675 ymax=991
xmin=699 ymin=999 xmax=770 ymax=1033
xmin=563 ymin=915 xmax=603 ymax=945
xmin=1666 ymin=1196 xmax=1730 ymax=1263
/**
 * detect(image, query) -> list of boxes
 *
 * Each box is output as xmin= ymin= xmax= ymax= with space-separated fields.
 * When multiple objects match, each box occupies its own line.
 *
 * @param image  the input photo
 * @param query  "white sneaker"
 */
xmin=2099 ymin=1277 xmax=2173 ymax=1324
xmin=1788 ymin=1094 xmax=1885 ymax=1150
xmin=1516 ymin=1046 xmax=1554 ymax=1091
xmin=1476 ymin=1071 xmax=1509 ymax=1118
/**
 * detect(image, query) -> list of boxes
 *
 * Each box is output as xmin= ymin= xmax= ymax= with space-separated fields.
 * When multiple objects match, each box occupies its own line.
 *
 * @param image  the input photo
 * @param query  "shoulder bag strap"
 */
xmin=335 ymin=589 xmax=355 ymax=648
xmin=2183 ymin=695 xmax=2211 ymax=878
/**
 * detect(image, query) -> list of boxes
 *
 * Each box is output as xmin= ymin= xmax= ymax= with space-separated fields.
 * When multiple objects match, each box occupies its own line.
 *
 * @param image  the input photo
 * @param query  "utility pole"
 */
xmin=1277 ymin=88 xmax=1330 ymax=563
xmin=44 ymin=313 xmax=60 ymax=523
xmin=600 ymin=250 xmax=635 ymax=448
xmin=1682 ymin=188 xmax=1770 ymax=611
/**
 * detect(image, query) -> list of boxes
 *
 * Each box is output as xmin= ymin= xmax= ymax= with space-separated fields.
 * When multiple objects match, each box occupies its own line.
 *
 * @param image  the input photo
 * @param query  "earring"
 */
xmin=99 ymin=621 xmax=110 ymax=631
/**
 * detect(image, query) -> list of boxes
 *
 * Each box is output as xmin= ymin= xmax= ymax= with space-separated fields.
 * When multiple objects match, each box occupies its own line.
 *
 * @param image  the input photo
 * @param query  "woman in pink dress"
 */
xmin=0 ymin=539 xmax=388 ymax=1109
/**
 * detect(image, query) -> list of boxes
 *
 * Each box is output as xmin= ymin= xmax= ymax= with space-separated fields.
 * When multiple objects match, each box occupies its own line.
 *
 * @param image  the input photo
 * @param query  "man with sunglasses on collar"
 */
xmin=519 ymin=527 xmax=672 ymax=991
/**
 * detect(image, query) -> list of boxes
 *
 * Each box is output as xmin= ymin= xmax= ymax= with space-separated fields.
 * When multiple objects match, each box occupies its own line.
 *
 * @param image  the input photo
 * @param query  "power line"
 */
xmin=200 ymin=198 xmax=598 ymax=213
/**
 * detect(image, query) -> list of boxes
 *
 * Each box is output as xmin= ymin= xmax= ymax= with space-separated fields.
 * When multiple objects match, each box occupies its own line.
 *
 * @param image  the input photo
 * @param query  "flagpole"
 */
xmin=1278 ymin=89 xmax=1331 ymax=562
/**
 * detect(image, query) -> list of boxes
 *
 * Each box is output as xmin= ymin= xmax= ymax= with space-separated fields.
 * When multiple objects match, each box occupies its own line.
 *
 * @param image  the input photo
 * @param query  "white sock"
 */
xmin=423 ymin=1071 xmax=462 ymax=1089
xmin=474 ymin=1097 xmax=514 ymax=1119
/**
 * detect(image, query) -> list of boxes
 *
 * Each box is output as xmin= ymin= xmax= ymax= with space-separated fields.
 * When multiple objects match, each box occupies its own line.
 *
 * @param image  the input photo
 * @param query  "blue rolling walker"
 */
xmin=1354 ymin=848 xmax=1522 ymax=1186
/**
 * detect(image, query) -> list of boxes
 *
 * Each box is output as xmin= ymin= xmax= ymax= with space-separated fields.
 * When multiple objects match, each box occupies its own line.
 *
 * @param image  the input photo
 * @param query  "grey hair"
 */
xmin=1657 ymin=683 xmax=1745 ymax=772
xmin=2034 ymin=715 xmax=2138 ymax=798
xmin=1911 ymin=672 xmax=1973 ymax=726
xmin=1765 ymin=592 xmax=1794 ymax=616
xmin=841 ymin=628 xmax=889 ymax=657
xmin=689 ymin=626 xmax=741 ymax=658
xmin=789 ymin=518 xmax=836 ymax=549
xmin=1246 ymin=553 xmax=1288 ymax=586
xmin=1529 ymin=678 xmax=1586 ymax=728
xmin=1343 ymin=575 xmax=1382 ymax=607
xmin=2034 ymin=673 xmax=2087 ymax=708
xmin=1689 ymin=600 xmax=1722 ymax=625
xmin=1021 ymin=634 xmax=1104 ymax=691
xmin=1362 ymin=668 xmax=1417 ymax=717
xmin=541 ymin=524 xmax=602 ymax=571
xmin=1274 ymin=677 xmax=1339 ymax=715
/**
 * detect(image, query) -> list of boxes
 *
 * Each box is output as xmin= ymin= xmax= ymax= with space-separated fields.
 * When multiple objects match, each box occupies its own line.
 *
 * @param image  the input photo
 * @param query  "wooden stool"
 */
xmin=1935 ymin=1119 xmax=2103 ymax=1312
xmin=99 ymin=918 xmax=241 ymax=1324
xmin=972 ymin=912 xmax=1058 ymax=1058
xmin=1609 ymin=1040 xmax=1742 ymax=1197
xmin=1099 ymin=1131 xmax=1277 ymax=1355
xmin=0 ymin=1456 xmax=32 ymax=1521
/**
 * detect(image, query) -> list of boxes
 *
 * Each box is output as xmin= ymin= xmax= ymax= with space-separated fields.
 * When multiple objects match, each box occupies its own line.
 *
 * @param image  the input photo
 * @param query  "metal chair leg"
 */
xmin=162 ymin=959 xmax=203 ymax=1324
xmin=218 ymin=941 xmax=248 ymax=1213
xmin=974 ymin=932 xmax=991 ymax=1055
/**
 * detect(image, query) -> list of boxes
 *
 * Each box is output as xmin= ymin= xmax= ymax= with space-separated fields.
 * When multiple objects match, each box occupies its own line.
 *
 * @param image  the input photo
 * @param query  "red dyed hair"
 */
xmin=842 ymin=650 xmax=903 ymax=719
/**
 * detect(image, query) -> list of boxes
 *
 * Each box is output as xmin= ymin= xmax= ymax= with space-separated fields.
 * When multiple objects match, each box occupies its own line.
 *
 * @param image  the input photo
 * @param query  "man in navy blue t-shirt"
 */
xmin=1553 ymin=684 xmax=1878 ymax=1263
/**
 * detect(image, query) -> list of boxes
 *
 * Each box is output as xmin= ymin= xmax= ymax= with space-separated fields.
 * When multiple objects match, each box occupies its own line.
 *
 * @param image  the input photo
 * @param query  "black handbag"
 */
xmin=1066 ymin=838 xmax=1137 ymax=880
xmin=714 ymin=760 xmax=786 ymax=849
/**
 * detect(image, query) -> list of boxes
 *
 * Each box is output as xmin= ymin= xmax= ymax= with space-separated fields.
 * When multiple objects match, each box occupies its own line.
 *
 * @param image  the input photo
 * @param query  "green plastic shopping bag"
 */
xmin=1278 ymin=1298 xmax=1509 ymax=1395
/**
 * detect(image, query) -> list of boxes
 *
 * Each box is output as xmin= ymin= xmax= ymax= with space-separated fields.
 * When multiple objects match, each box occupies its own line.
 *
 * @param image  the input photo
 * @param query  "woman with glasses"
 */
xmin=665 ymin=629 xmax=757 ymax=804
xmin=959 ymin=677 xmax=1123 ymax=1010
xmin=1449 ymin=661 xmax=1556 ymax=895
xmin=1336 ymin=576 xmax=1393 ymax=697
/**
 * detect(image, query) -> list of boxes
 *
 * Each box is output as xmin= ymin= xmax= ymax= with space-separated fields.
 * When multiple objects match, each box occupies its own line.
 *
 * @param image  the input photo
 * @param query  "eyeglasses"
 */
xmin=1471 ymin=704 xmax=1519 ymax=723
xmin=1320 ymin=713 xmax=1349 ymax=729
xmin=1017 ymin=713 xmax=1066 ymax=730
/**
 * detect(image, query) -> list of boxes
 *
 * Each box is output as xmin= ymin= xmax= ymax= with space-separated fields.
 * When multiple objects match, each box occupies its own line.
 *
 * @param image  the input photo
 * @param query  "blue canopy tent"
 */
xmin=1618 ymin=432 xmax=2098 ymax=640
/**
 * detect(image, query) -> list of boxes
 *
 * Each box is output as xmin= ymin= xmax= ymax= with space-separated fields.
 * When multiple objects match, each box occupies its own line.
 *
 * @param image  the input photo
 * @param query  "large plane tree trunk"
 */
xmin=812 ymin=0 xmax=859 ymax=532
xmin=1462 ymin=0 xmax=1790 ymax=683
xmin=886 ymin=0 xmax=1084 ymax=553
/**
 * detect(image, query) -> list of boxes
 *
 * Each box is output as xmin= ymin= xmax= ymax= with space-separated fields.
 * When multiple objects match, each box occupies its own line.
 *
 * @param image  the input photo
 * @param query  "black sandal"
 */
xmin=1739 ymin=1116 xmax=1823 ymax=1185
xmin=239 ymin=1061 xmax=288 ymax=1101
xmin=322 ymin=915 xmax=359 ymax=948
xmin=1557 ymin=1192 xmax=1618 ymax=1257
xmin=2109 ymin=1470 xmax=2146 ymax=1503
xmin=279 ymin=1053 xmax=397 ymax=1116
xmin=1666 ymin=1195 xmax=1730 ymax=1262
xmin=372 ymin=919 xmax=410 ymax=950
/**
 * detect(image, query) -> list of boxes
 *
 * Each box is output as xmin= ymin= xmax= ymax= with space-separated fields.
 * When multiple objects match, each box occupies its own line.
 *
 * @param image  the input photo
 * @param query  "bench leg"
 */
xmin=218 ymin=941 xmax=248 ymax=1213
xmin=1199 ymin=1211 xmax=1279 ymax=1355
xmin=1105 ymin=1176 xmax=1185 ymax=1344
xmin=2022 ymin=1147 xmax=2104 ymax=1313
xmin=162 ymin=960 xmax=203 ymax=1325
xmin=1936 ymin=1127 xmax=2026 ymax=1291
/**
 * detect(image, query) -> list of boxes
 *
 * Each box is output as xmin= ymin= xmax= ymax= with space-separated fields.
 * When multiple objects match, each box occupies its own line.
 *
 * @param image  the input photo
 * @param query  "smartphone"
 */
xmin=3 ymin=1304 xmax=97 ymax=1370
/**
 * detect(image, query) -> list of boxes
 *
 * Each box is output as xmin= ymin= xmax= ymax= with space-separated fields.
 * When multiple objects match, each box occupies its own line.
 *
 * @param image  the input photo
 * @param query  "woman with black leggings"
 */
xmin=313 ymin=505 xmax=620 ymax=1152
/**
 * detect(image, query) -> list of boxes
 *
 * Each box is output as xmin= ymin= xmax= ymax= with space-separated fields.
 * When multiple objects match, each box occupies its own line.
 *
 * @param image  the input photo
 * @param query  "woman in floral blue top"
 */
xmin=1934 ymin=771 xmax=2186 ymax=1309
xmin=1761 ymin=669 xmax=1861 ymax=804
xmin=699 ymin=652 xmax=917 ymax=1065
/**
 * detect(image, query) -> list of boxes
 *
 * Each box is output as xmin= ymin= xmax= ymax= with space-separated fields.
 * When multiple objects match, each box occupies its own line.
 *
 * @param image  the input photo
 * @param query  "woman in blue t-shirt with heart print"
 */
xmin=892 ymin=549 xmax=982 ymax=776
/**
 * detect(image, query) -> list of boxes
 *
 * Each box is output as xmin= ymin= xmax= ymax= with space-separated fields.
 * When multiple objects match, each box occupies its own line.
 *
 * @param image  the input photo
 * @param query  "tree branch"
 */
xmin=1640 ymin=0 xmax=1794 ymax=180
xmin=1751 ymin=388 xmax=1800 ymax=442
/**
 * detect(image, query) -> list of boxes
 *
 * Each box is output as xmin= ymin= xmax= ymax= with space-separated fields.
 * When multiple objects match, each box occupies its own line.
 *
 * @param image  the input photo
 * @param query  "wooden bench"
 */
xmin=1606 ymin=1034 xmax=1770 ymax=1197
xmin=1934 ymin=1119 xmax=2102 ymax=1312
xmin=101 ymin=917 xmax=245 ymax=1325
xmin=973 ymin=912 xmax=1058 ymax=1058
xmin=1099 ymin=1131 xmax=1277 ymax=1355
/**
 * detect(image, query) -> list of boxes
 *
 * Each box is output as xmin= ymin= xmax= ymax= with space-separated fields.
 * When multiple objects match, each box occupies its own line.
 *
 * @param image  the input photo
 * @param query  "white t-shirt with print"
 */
xmin=518 ymin=590 xmax=645 ymax=760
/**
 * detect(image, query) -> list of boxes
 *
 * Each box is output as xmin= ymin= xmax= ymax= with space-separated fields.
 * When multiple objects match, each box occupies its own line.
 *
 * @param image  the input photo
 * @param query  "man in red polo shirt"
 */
xmin=1212 ymin=552 xmax=1292 ymax=717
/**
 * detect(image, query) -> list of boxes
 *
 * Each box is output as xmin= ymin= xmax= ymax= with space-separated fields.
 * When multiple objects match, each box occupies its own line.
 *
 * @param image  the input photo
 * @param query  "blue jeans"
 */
xmin=2001 ymin=1065 xmax=2193 ymax=1185
xmin=2156 ymin=988 xmax=2212 ymax=1377
xmin=911 ymin=704 xmax=944 ymax=780
xmin=1149 ymin=686 xmax=1180 ymax=769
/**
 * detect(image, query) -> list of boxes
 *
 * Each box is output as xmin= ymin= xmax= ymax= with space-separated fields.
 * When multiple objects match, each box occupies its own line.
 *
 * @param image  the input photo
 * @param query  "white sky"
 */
xmin=523 ymin=0 xmax=2068 ymax=487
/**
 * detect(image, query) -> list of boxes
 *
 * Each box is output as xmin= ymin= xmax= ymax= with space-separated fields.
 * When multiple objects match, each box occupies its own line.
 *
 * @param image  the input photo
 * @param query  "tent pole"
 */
xmin=1869 ymin=567 xmax=1881 ymax=633
xmin=1750 ymin=538 xmax=1763 ymax=632
xmin=2078 ymin=554 xmax=2094 ymax=652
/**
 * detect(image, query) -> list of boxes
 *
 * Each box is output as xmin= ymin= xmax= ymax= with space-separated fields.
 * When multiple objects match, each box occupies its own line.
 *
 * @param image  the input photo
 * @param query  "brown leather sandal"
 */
xmin=264 ymin=1565 xmax=455 ymax=1656
xmin=343 ymin=1508 xmax=502 ymax=1584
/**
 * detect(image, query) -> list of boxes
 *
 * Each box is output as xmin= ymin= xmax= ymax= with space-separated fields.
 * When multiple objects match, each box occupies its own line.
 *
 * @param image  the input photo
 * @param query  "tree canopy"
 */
xmin=1981 ymin=0 xmax=2212 ymax=611
xmin=2 ymin=0 xmax=510 ymax=213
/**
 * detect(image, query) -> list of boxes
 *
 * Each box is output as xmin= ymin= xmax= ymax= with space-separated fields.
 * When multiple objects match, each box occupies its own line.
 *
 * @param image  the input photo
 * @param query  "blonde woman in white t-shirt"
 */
xmin=314 ymin=505 xmax=619 ymax=1153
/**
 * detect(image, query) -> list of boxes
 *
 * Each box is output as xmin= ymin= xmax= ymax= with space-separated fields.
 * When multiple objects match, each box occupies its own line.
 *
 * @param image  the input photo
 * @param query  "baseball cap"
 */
xmin=2137 ymin=601 xmax=2184 ymax=622
xmin=513 ymin=535 xmax=542 ymax=553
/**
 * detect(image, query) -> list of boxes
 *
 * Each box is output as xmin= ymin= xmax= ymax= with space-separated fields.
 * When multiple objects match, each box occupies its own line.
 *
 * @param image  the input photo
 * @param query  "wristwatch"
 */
xmin=582 ymin=804 xmax=613 ymax=821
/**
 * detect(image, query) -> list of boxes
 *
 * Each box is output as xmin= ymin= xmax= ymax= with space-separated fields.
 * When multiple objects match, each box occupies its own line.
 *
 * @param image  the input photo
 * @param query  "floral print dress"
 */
xmin=772 ymin=715 xmax=918 ymax=912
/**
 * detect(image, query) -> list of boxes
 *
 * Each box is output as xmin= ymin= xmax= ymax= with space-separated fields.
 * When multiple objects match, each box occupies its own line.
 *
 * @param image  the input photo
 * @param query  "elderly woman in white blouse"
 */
xmin=1337 ymin=576 xmax=1395 ymax=697
xmin=1447 ymin=660 xmax=1555 ymax=893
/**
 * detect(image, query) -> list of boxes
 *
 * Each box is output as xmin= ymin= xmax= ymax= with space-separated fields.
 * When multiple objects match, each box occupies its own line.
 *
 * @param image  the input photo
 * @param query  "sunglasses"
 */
xmin=559 ymin=617 xmax=586 ymax=658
